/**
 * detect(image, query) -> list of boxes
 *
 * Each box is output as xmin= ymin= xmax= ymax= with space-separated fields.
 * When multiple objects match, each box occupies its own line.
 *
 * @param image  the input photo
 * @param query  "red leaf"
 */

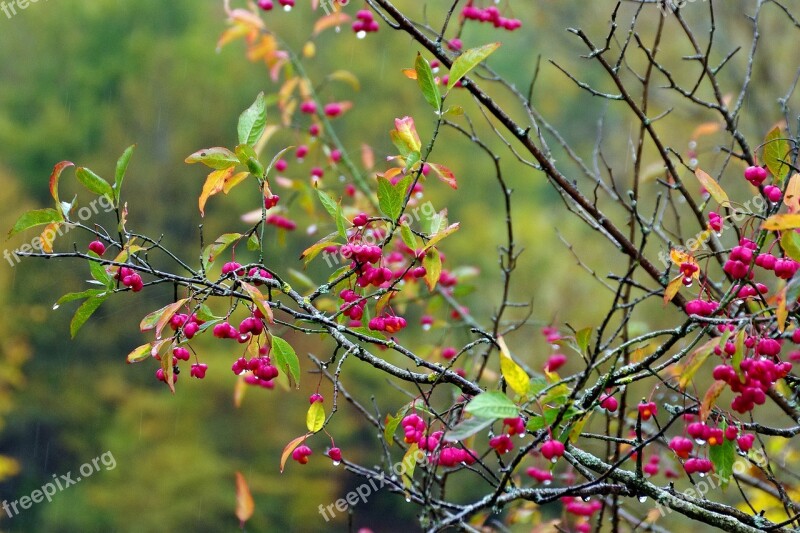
xmin=49 ymin=161 xmax=74 ymax=207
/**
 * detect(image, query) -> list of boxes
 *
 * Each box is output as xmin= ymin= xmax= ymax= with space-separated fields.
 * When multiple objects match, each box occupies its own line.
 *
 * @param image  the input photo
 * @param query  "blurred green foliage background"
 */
xmin=0 ymin=1 xmax=797 ymax=531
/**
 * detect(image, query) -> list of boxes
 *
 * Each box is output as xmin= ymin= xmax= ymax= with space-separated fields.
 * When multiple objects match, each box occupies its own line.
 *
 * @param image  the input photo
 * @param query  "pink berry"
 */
xmin=744 ymin=166 xmax=768 ymax=186
xmin=309 ymin=393 xmax=324 ymax=404
xmin=545 ymin=353 xmax=567 ymax=372
xmin=190 ymin=363 xmax=208 ymax=379
xmin=764 ymin=185 xmax=783 ymax=203
xmin=540 ymin=439 xmax=565 ymax=462
xmin=257 ymin=0 xmax=273 ymax=10
xmin=328 ymin=447 xmax=342 ymax=463
xmin=88 ymin=240 xmax=106 ymax=255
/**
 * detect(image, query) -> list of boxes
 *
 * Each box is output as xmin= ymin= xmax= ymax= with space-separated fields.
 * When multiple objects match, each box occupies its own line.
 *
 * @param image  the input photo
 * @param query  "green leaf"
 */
xmin=70 ymin=293 xmax=109 ymax=338
xmin=443 ymin=416 xmax=494 ymax=442
xmin=447 ymin=42 xmax=501 ymax=91
xmin=238 ymin=92 xmax=267 ymax=146
xmin=576 ymin=327 xmax=592 ymax=353
xmin=422 ymin=247 xmax=441 ymax=291
xmin=306 ymin=401 xmax=325 ymax=433
xmin=87 ymin=252 xmax=112 ymax=287
xmin=301 ymin=232 xmax=341 ymax=266
xmin=75 ymin=167 xmax=114 ymax=201
xmin=235 ymin=143 xmax=258 ymax=166
xmin=526 ymin=405 xmax=582 ymax=432
xmin=247 ymin=233 xmax=260 ymax=252
xmin=139 ymin=299 xmax=188 ymax=340
xmin=55 ymin=288 xmax=105 ymax=307
xmin=384 ymin=413 xmax=402 ymax=444
xmin=464 ymin=391 xmax=519 ymax=420
xmin=400 ymin=222 xmax=419 ymax=249
xmin=114 ymin=145 xmax=136 ymax=205
xmin=415 ymin=53 xmax=441 ymax=111
xmin=126 ymin=343 xmax=152 ymax=364
xmin=185 ymin=147 xmax=239 ymax=170
xmin=709 ymin=438 xmax=735 ymax=488
xmin=202 ymin=233 xmax=243 ymax=269
xmin=377 ymin=175 xmax=412 ymax=220
xmin=781 ymin=231 xmax=800 ymax=262
xmin=316 ymin=189 xmax=348 ymax=240
xmin=271 ymin=336 xmax=301 ymax=386
xmin=764 ymin=126 xmax=790 ymax=184
xmin=424 ymin=222 xmax=460 ymax=251
xmin=8 ymin=208 xmax=63 ymax=238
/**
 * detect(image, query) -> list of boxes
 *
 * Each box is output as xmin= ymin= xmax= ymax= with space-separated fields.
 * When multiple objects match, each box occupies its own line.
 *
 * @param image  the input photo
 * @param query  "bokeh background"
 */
xmin=0 ymin=1 xmax=798 ymax=531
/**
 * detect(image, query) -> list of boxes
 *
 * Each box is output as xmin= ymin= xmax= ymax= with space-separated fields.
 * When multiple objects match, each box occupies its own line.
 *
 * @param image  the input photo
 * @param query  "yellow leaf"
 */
xmin=784 ymin=174 xmax=800 ymax=213
xmin=199 ymin=167 xmax=236 ymax=217
xmin=402 ymin=68 xmax=418 ymax=80
xmin=235 ymin=472 xmax=255 ymax=528
xmin=327 ymin=70 xmax=361 ymax=91
xmin=694 ymin=168 xmax=729 ymax=207
xmin=663 ymin=275 xmax=683 ymax=305
xmin=223 ymin=171 xmax=250 ymax=194
xmin=401 ymin=443 xmax=419 ymax=490
xmin=306 ymin=401 xmax=325 ymax=433
xmin=763 ymin=213 xmax=800 ymax=231
xmin=498 ymin=336 xmax=530 ymax=397
xmin=777 ymin=287 xmax=788 ymax=333
xmin=40 ymin=222 xmax=61 ymax=253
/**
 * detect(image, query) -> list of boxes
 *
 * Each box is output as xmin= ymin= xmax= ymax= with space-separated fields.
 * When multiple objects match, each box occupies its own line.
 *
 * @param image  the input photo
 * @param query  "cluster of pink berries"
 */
xmin=431 ymin=446 xmax=477 ymax=467
xmin=684 ymin=299 xmax=719 ymax=317
xmin=339 ymin=289 xmax=366 ymax=321
xmin=713 ymin=358 xmax=791 ymax=413
xmin=368 ymin=314 xmax=407 ymax=334
xmin=169 ymin=312 xmax=205 ymax=339
xmin=462 ymin=4 xmax=522 ymax=30
xmin=352 ymin=10 xmax=379 ymax=35
xmin=232 ymin=355 xmax=279 ymax=383
xmin=683 ymin=458 xmax=713 ymax=475
xmin=115 ymin=266 xmax=143 ymax=292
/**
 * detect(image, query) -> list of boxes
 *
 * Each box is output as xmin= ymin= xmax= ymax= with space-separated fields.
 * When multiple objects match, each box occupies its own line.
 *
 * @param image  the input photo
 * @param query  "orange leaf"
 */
xmin=700 ymin=380 xmax=727 ymax=422
xmin=762 ymin=213 xmax=800 ymax=231
xmin=361 ymin=144 xmax=375 ymax=170
xmin=280 ymin=433 xmax=312 ymax=473
xmin=428 ymin=163 xmax=458 ymax=189
xmin=40 ymin=222 xmax=61 ymax=253
xmin=694 ymin=168 xmax=729 ymax=207
xmin=691 ymin=122 xmax=722 ymax=140
xmin=235 ymin=471 xmax=255 ymax=528
xmin=240 ymin=282 xmax=274 ymax=324
xmin=402 ymin=68 xmax=418 ymax=80
xmin=49 ymin=161 xmax=74 ymax=207
xmin=663 ymin=275 xmax=683 ymax=305
xmin=313 ymin=12 xmax=351 ymax=35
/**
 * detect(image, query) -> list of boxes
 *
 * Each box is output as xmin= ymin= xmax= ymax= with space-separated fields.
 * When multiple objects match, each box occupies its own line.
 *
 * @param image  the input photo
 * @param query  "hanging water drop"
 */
xmin=581 ymin=496 xmax=591 ymax=502
xmin=405 ymin=495 xmax=412 ymax=503
xmin=638 ymin=495 xmax=648 ymax=503
xmin=356 ymin=30 xmax=367 ymax=39
xmin=698 ymin=472 xmax=706 ymax=478
xmin=422 ymin=324 xmax=431 ymax=331
xmin=52 ymin=303 xmax=60 ymax=310
xmin=283 ymin=5 xmax=292 ymax=11
xmin=332 ymin=460 xmax=341 ymax=466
